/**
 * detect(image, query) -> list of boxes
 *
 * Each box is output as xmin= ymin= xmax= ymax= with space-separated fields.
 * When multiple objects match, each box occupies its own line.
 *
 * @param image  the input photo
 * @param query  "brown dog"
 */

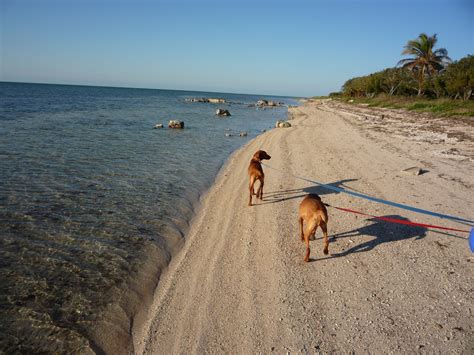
xmin=247 ymin=150 xmax=271 ymax=206
xmin=298 ymin=194 xmax=329 ymax=262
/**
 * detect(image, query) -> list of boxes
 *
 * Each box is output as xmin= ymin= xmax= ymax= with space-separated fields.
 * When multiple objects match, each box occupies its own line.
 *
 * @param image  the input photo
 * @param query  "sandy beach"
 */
xmin=133 ymin=100 xmax=473 ymax=353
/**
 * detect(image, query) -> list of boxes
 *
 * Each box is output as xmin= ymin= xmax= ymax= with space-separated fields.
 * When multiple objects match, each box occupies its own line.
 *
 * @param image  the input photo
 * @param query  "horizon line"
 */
xmin=0 ymin=80 xmax=304 ymax=99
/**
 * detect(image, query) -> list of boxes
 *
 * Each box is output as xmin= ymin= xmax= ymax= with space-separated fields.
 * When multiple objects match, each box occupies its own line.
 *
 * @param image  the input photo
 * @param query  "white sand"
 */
xmin=134 ymin=100 xmax=474 ymax=353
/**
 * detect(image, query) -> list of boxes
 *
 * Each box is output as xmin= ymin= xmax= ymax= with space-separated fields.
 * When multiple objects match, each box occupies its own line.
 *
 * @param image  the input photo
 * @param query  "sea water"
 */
xmin=0 ymin=82 xmax=295 ymax=352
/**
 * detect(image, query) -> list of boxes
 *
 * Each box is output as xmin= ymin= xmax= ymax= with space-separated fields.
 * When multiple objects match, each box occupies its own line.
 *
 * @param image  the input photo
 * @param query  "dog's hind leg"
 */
xmin=299 ymin=217 xmax=304 ymax=241
xmin=304 ymin=220 xmax=317 ymax=262
xmin=321 ymin=222 xmax=329 ymax=255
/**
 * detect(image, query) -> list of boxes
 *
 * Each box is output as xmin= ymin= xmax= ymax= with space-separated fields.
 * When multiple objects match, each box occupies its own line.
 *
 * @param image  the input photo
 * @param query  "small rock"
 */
xmin=168 ymin=120 xmax=184 ymax=129
xmin=275 ymin=120 xmax=292 ymax=128
xmin=216 ymin=108 xmax=231 ymax=116
xmin=401 ymin=167 xmax=424 ymax=176
xmin=239 ymin=131 xmax=248 ymax=137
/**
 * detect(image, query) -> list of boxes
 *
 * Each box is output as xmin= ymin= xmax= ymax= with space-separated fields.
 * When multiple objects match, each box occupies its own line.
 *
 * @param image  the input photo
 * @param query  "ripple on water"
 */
xmin=0 ymin=82 xmax=295 ymax=352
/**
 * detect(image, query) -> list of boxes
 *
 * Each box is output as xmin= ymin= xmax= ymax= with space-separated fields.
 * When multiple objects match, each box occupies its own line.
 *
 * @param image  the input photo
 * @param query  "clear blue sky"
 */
xmin=1 ymin=0 xmax=473 ymax=96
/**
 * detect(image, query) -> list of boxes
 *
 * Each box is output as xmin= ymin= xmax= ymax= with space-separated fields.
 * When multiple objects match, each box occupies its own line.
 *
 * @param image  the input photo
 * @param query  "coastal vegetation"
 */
xmin=328 ymin=33 xmax=473 ymax=117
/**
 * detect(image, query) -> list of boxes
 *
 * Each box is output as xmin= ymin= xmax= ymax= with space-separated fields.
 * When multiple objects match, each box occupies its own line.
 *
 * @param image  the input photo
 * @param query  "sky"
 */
xmin=1 ymin=0 xmax=473 ymax=97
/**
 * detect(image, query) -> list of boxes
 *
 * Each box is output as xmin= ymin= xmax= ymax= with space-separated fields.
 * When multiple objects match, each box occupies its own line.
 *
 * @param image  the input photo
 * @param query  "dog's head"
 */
xmin=308 ymin=193 xmax=322 ymax=201
xmin=252 ymin=150 xmax=271 ymax=162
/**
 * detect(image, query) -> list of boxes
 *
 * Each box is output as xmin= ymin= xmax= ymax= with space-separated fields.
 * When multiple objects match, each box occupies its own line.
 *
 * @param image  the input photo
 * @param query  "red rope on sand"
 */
xmin=327 ymin=205 xmax=470 ymax=234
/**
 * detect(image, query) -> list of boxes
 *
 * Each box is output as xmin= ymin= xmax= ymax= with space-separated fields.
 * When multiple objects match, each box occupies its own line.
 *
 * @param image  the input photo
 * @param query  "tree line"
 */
xmin=340 ymin=34 xmax=473 ymax=100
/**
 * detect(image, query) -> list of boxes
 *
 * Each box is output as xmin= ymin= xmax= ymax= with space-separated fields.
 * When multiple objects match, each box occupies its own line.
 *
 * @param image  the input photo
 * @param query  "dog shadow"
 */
xmin=258 ymin=178 xmax=359 ymax=205
xmin=327 ymin=215 xmax=427 ymax=258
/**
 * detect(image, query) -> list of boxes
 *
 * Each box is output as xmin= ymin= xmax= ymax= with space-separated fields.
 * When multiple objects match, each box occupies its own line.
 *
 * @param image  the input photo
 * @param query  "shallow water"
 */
xmin=0 ymin=82 xmax=295 ymax=352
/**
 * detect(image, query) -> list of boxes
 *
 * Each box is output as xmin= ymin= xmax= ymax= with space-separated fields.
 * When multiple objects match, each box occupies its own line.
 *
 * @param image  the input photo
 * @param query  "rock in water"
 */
xmin=216 ymin=109 xmax=231 ymax=116
xmin=168 ymin=120 xmax=184 ymax=129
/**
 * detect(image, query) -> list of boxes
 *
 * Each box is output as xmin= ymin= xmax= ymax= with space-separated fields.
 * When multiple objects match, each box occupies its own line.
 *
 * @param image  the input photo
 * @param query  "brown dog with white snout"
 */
xmin=247 ymin=150 xmax=271 ymax=206
xmin=298 ymin=194 xmax=329 ymax=262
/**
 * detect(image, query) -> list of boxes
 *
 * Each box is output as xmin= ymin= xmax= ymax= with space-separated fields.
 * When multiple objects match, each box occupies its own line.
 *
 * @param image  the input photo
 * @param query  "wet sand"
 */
xmin=133 ymin=99 xmax=474 ymax=353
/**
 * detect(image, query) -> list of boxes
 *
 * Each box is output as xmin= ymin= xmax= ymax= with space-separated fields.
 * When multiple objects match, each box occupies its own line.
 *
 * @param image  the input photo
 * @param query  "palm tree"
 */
xmin=398 ymin=33 xmax=451 ymax=96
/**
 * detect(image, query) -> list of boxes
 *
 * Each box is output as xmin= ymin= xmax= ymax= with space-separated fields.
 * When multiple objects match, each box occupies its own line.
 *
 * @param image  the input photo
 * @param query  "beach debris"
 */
xmin=401 ymin=166 xmax=424 ymax=176
xmin=216 ymin=108 xmax=231 ymax=116
xmin=168 ymin=120 xmax=184 ymax=129
xmin=153 ymin=123 xmax=164 ymax=129
xmin=275 ymin=120 xmax=292 ymax=128
xmin=239 ymin=131 xmax=248 ymax=137
xmin=186 ymin=97 xmax=226 ymax=103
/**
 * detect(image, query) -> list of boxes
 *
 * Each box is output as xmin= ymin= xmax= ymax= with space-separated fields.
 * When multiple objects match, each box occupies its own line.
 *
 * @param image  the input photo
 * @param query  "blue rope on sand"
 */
xmin=262 ymin=163 xmax=474 ymax=226
xmin=470 ymin=228 xmax=474 ymax=252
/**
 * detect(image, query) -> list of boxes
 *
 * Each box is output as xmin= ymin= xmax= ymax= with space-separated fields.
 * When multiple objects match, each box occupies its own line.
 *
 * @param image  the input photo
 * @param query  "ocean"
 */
xmin=0 ymin=82 xmax=296 ymax=352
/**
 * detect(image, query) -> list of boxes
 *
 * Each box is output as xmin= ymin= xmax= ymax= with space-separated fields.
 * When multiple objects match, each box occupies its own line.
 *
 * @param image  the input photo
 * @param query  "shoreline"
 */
xmin=88 ymin=108 xmax=290 ymax=353
xmin=88 ymin=143 xmax=267 ymax=354
xmin=133 ymin=100 xmax=473 ymax=353
xmin=130 ymin=130 xmax=273 ymax=353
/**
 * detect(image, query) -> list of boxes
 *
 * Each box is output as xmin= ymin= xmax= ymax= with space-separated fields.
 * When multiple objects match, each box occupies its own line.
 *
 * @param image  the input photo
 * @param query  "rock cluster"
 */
xmin=186 ymin=97 xmax=226 ymax=103
xmin=257 ymin=99 xmax=283 ymax=107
